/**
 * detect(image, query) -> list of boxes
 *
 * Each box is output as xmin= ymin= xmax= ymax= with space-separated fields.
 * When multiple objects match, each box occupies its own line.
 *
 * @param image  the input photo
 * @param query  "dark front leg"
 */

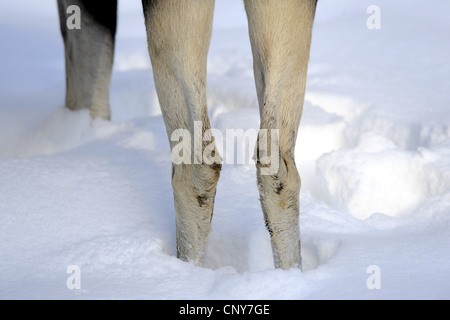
xmin=57 ymin=0 xmax=117 ymax=120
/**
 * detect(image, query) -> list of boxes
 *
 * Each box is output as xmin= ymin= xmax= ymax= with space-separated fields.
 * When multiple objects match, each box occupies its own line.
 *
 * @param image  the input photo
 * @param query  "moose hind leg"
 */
xmin=57 ymin=0 xmax=117 ymax=120
xmin=142 ymin=0 xmax=219 ymax=265
xmin=245 ymin=0 xmax=317 ymax=269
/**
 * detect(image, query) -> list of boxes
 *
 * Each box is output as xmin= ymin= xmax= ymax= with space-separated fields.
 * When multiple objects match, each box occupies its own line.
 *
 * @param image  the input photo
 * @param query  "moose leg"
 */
xmin=245 ymin=0 xmax=317 ymax=269
xmin=57 ymin=0 xmax=117 ymax=120
xmin=142 ymin=0 xmax=220 ymax=265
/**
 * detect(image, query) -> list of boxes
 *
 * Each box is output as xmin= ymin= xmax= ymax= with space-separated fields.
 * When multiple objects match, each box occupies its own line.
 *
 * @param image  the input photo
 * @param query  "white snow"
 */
xmin=0 ymin=0 xmax=449 ymax=299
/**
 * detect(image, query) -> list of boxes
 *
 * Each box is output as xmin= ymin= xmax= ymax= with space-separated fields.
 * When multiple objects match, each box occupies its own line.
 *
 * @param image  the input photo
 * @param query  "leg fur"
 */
xmin=245 ymin=0 xmax=317 ymax=269
xmin=57 ymin=0 xmax=117 ymax=120
xmin=142 ymin=0 xmax=220 ymax=265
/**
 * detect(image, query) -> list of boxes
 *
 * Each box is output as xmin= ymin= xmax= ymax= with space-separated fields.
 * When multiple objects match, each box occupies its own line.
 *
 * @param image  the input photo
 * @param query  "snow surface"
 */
xmin=0 ymin=0 xmax=449 ymax=299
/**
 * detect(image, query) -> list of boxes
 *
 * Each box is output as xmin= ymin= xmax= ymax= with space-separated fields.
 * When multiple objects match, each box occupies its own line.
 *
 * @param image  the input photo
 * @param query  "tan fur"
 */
xmin=59 ymin=0 xmax=317 ymax=269
xmin=143 ymin=0 xmax=220 ymax=265
xmin=245 ymin=0 xmax=317 ymax=269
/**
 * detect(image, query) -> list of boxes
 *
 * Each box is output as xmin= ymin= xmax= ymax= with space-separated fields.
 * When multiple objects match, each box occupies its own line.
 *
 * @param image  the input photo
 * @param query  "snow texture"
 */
xmin=0 ymin=0 xmax=449 ymax=299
